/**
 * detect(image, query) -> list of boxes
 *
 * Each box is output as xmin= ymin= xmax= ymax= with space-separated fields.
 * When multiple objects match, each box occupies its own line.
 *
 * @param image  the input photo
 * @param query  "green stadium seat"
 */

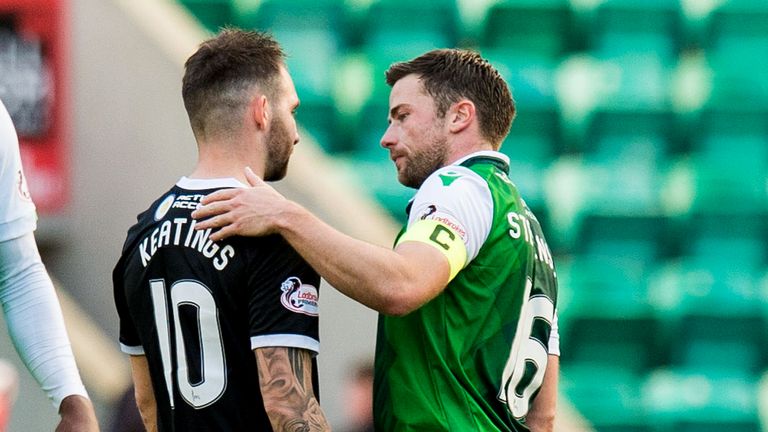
xmin=576 ymin=214 xmax=670 ymax=262
xmin=561 ymin=365 xmax=651 ymax=432
xmin=704 ymin=0 xmax=768 ymax=67
xmin=361 ymin=0 xmax=462 ymax=53
xmin=648 ymin=259 xmax=767 ymax=373
xmin=688 ymin=108 xmax=768 ymax=213
xmin=295 ymin=94 xmax=345 ymax=153
xmin=235 ymin=0 xmax=346 ymax=36
xmin=559 ymin=255 xmax=661 ymax=372
xmin=643 ymin=368 xmax=760 ymax=432
xmin=179 ymin=0 xmax=233 ymax=32
xmin=235 ymin=0 xmax=347 ymax=99
xmin=480 ymin=0 xmax=575 ymax=59
xmin=684 ymin=213 xmax=767 ymax=271
xmin=589 ymin=0 xmax=684 ymax=62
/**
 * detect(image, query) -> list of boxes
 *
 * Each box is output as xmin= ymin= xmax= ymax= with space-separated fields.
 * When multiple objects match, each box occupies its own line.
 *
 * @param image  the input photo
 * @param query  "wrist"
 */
xmin=272 ymin=199 xmax=304 ymax=235
xmin=58 ymin=394 xmax=91 ymax=416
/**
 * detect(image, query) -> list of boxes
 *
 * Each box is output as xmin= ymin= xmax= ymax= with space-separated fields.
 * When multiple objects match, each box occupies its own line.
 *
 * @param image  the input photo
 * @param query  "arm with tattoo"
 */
xmin=254 ymin=347 xmax=331 ymax=431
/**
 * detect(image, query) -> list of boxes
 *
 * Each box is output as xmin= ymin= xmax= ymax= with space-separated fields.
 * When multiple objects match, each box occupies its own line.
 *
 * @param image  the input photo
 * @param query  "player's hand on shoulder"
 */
xmin=56 ymin=395 xmax=100 ymax=432
xmin=192 ymin=167 xmax=290 ymax=241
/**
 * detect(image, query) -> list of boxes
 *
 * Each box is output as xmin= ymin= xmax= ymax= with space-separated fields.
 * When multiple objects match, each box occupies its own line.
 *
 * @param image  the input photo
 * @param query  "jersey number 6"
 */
xmin=498 ymin=278 xmax=555 ymax=419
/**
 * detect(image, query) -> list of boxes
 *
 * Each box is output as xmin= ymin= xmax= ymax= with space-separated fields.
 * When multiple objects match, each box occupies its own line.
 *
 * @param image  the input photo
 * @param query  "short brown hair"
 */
xmin=182 ymin=28 xmax=285 ymax=140
xmin=385 ymin=49 xmax=515 ymax=148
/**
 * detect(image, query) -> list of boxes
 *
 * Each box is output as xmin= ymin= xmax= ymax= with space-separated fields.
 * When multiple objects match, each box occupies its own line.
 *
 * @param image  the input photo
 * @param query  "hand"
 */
xmin=56 ymin=395 xmax=99 ymax=432
xmin=192 ymin=167 xmax=289 ymax=241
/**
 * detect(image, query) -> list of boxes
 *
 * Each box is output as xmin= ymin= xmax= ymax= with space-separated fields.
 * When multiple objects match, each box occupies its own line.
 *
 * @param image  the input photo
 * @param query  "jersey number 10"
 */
xmin=150 ymin=278 xmax=228 ymax=409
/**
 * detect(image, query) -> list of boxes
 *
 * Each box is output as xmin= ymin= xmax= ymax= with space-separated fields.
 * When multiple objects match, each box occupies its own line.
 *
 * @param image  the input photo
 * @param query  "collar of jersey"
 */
xmin=176 ymin=176 xmax=247 ymax=190
xmin=453 ymin=150 xmax=510 ymax=173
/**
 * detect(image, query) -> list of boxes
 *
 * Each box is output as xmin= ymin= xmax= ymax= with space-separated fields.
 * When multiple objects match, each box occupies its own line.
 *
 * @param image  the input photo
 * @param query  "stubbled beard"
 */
xmin=398 ymin=134 xmax=448 ymax=189
xmin=264 ymin=115 xmax=292 ymax=181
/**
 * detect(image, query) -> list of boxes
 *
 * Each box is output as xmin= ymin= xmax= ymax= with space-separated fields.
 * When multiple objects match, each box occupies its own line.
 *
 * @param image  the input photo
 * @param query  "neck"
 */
xmin=189 ymin=138 xmax=265 ymax=184
xmin=443 ymin=136 xmax=494 ymax=166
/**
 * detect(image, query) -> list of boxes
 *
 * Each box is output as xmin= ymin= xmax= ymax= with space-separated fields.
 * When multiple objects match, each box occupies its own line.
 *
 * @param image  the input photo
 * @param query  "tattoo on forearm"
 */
xmin=289 ymin=349 xmax=306 ymax=391
xmin=255 ymin=347 xmax=330 ymax=431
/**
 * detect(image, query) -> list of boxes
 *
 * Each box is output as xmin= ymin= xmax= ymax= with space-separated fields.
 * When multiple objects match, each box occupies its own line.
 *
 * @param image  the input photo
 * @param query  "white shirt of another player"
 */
xmin=0 ymin=99 xmax=36 ymax=242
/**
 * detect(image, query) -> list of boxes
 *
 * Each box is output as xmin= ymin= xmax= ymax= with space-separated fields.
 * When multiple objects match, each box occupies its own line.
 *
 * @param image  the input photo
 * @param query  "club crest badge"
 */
xmin=154 ymin=194 xmax=175 ymax=221
xmin=16 ymin=170 xmax=31 ymax=201
xmin=280 ymin=277 xmax=319 ymax=316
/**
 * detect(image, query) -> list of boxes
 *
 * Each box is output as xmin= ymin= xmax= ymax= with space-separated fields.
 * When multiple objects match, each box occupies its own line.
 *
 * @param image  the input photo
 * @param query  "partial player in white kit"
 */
xmin=0 ymin=98 xmax=98 ymax=431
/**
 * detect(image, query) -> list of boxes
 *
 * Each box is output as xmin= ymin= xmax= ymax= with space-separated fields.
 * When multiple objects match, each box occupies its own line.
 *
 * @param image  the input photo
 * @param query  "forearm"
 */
xmin=130 ymin=355 xmax=158 ymax=432
xmin=0 ymin=234 xmax=88 ymax=409
xmin=527 ymin=355 xmax=559 ymax=432
xmin=275 ymin=201 xmax=439 ymax=315
xmin=255 ymin=347 xmax=329 ymax=431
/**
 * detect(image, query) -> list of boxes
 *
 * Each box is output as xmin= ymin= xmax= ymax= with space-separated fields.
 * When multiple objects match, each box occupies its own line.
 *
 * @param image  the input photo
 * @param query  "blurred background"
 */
xmin=1 ymin=0 xmax=767 ymax=430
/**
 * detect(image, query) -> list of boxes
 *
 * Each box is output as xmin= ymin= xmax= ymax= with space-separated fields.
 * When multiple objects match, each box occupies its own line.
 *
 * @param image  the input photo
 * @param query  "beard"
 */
xmin=263 ymin=115 xmax=294 ymax=181
xmin=398 ymin=133 xmax=449 ymax=189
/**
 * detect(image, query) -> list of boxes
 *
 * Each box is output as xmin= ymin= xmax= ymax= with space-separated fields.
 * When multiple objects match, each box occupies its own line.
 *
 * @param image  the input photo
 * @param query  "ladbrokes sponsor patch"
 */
xmin=280 ymin=277 xmax=319 ymax=316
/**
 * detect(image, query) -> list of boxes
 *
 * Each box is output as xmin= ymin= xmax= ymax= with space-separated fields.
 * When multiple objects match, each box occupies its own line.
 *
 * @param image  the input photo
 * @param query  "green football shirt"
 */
xmin=374 ymin=151 xmax=558 ymax=431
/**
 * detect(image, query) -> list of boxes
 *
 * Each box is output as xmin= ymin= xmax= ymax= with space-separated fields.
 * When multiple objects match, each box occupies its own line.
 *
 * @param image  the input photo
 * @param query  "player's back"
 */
xmin=114 ymin=177 xmax=321 ymax=432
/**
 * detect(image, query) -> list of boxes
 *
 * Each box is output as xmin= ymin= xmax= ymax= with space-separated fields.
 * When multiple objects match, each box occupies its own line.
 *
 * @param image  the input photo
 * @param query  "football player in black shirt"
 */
xmin=113 ymin=29 xmax=330 ymax=432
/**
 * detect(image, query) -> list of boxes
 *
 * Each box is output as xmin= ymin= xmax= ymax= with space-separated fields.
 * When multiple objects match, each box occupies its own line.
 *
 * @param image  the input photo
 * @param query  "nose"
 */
xmin=380 ymin=123 xmax=397 ymax=149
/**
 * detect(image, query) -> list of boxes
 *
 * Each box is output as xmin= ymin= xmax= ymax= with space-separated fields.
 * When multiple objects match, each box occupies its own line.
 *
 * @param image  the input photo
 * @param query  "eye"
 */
xmin=397 ymin=112 xmax=409 ymax=122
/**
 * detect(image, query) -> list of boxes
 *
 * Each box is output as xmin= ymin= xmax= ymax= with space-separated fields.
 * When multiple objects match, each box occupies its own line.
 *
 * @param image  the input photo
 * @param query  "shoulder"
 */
xmin=414 ymin=165 xmax=491 ymax=209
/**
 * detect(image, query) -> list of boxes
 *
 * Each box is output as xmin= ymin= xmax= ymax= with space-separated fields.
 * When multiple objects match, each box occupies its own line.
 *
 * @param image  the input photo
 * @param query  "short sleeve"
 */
xmin=0 ymin=100 xmax=36 ymax=242
xmin=113 ymin=256 xmax=144 ymax=355
xmin=408 ymin=166 xmax=493 ymax=265
xmin=246 ymin=236 xmax=320 ymax=355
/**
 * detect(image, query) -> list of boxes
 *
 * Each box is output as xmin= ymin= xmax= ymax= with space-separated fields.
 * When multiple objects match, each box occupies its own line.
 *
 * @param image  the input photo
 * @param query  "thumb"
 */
xmin=244 ymin=166 xmax=263 ymax=187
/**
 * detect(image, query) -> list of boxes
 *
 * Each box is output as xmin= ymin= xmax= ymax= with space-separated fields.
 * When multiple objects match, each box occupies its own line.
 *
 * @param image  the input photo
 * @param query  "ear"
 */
xmin=447 ymin=99 xmax=475 ymax=134
xmin=250 ymin=94 xmax=269 ymax=130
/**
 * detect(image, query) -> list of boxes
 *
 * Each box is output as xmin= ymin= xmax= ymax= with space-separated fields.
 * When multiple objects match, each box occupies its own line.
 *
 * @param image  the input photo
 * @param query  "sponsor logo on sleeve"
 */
xmin=419 ymin=205 xmax=437 ymax=220
xmin=280 ymin=277 xmax=319 ymax=316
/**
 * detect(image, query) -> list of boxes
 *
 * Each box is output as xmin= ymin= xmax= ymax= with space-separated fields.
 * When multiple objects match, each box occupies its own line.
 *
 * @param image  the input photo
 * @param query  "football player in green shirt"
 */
xmin=193 ymin=48 xmax=559 ymax=432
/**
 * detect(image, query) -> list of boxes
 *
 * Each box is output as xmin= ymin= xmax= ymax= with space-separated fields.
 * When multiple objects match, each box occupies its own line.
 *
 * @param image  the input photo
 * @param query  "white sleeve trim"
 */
xmin=0 ymin=233 xmax=89 ymax=409
xmin=548 ymin=310 xmax=560 ymax=356
xmin=120 ymin=343 xmax=145 ymax=356
xmin=408 ymin=166 xmax=493 ymax=264
xmin=251 ymin=334 xmax=320 ymax=355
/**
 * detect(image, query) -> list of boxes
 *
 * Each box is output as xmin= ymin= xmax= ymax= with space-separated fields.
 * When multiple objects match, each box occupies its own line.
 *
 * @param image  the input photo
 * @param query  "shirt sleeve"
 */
xmin=548 ymin=310 xmax=560 ymax=356
xmin=246 ymin=236 xmax=320 ymax=355
xmin=0 ymin=232 xmax=89 ymax=409
xmin=407 ymin=166 xmax=493 ymax=265
xmin=112 ymin=255 xmax=144 ymax=355
xmin=0 ymin=99 xmax=36 ymax=242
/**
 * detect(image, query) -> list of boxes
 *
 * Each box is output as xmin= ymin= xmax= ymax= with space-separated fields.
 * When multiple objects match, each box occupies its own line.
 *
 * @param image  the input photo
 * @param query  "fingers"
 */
xmin=245 ymin=166 xmax=262 ymax=187
xmin=192 ymin=199 xmax=231 ymax=220
xmin=208 ymin=224 xmax=237 ymax=242
xmin=193 ymin=213 xmax=226 ymax=231
xmin=200 ymin=188 xmax=238 ymax=206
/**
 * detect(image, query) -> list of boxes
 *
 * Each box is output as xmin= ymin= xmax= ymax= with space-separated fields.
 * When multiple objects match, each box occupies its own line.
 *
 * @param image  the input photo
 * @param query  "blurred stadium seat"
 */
xmin=643 ymin=368 xmax=761 ymax=432
xmin=480 ymin=0 xmax=575 ymax=60
xmin=361 ymin=0 xmax=462 ymax=53
xmin=178 ymin=0 xmax=233 ymax=32
xmin=588 ymin=0 xmax=684 ymax=62
xmin=703 ymin=0 xmax=768 ymax=66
